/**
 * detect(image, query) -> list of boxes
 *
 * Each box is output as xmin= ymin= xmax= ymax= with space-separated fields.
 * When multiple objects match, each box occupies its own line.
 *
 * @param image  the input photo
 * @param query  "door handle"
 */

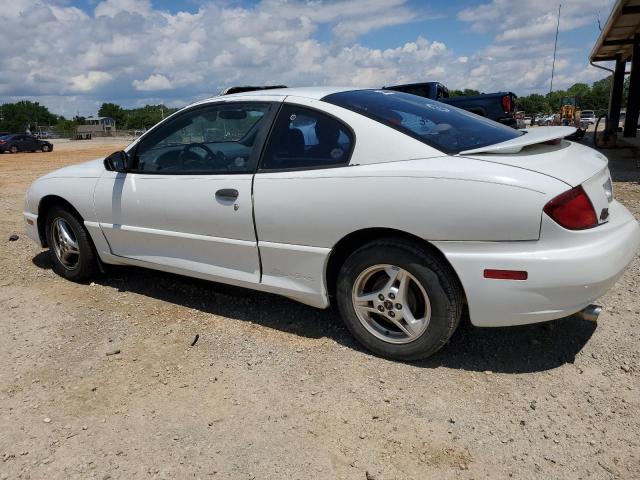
xmin=215 ymin=188 xmax=239 ymax=200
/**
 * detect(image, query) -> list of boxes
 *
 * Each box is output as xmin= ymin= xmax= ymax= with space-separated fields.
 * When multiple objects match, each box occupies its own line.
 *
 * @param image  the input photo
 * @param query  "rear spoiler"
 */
xmin=459 ymin=126 xmax=577 ymax=155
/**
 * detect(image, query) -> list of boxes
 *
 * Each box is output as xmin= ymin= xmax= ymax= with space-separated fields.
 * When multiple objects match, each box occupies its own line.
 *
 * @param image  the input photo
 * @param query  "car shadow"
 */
xmin=32 ymin=251 xmax=596 ymax=374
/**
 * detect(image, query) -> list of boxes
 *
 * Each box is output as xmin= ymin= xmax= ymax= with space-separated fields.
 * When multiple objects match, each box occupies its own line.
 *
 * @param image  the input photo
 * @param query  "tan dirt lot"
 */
xmin=1 ymin=139 xmax=639 ymax=479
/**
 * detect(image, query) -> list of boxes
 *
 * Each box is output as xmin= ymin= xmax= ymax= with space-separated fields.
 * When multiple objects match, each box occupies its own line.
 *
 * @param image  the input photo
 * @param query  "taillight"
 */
xmin=543 ymin=186 xmax=598 ymax=230
xmin=0 ymin=140 xmax=5 ymax=145
xmin=501 ymin=95 xmax=511 ymax=113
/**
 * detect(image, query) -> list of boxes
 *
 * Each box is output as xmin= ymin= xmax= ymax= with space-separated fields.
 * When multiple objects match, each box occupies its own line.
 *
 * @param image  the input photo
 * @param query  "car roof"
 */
xmin=190 ymin=86 xmax=358 ymax=108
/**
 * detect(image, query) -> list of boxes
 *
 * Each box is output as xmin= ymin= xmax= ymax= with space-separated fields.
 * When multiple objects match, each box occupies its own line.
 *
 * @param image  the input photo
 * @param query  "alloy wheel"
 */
xmin=351 ymin=264 xmax=431 ymax=344
xmin=51 ymin=217 xmax=80 ymax=270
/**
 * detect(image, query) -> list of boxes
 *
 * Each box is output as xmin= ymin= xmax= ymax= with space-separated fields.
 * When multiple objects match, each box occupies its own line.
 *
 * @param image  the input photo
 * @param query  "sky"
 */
xmin=0 ymin=0 xmax=615 ymax=118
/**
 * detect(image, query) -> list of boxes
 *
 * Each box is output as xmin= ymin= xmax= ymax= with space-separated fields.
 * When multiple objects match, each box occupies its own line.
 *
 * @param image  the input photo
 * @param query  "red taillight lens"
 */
xmin=543 ymin=186 xmax=598 ymax=230
xmin=501 ymin=95 xmax=511 ymax=113
xmin=0 ymin=140 xmax=5 ymax=145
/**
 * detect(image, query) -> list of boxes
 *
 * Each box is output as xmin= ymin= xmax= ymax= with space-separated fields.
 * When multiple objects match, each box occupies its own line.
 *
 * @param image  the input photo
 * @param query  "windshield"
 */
xmin=323 ymin=90 xmax=523 ymax=154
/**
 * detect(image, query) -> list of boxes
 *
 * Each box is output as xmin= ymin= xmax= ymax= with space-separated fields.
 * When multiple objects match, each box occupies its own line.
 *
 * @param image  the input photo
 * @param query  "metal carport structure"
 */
xmin=590 ymin=0 xmax=640 ymax=137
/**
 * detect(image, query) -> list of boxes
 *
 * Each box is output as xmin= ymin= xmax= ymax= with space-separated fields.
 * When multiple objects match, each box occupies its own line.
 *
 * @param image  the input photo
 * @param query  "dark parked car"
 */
xmin=0 ymin=134 xmax=53 ymax=153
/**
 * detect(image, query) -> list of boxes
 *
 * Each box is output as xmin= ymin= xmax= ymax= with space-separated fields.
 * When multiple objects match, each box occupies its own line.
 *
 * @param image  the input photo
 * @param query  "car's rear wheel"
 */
xmin=10 ymin=146 xmax=17 ymax=153
xmin=45 ymin=206 xmax=98 ymax=281
xmin=337 ymin=238 xmax=463 ymax=361
xmin=41 ymin=144 xmax=50 ymax=152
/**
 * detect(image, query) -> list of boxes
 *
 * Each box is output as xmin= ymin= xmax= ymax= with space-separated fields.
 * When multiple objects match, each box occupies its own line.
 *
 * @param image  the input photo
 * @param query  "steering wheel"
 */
xmin=180 ymin=143 xmax=225 ymax=170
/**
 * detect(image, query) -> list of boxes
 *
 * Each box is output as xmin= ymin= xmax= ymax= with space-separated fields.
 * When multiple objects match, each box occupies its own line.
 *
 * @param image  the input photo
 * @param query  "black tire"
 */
xmin=10 ymin=146 xmax=17 ymax=154
xmin=42 ymin=144 xmax=50 ymax=152
xmin=45 ymin=206 xmax=98 ymax=282
xmin=336 ymin=238 xmax=463 ymax=361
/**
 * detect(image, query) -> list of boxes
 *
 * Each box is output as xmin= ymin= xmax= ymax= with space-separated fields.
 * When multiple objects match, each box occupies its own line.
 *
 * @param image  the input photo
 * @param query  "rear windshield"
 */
xmin=323 ymin=89 xmax=523 ymax=154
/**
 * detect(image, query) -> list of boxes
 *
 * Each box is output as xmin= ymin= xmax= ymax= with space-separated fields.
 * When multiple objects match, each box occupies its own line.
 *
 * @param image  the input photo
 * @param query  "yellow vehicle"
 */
xmin=557 ymin=96 xmax=587 ymax=138
xmin=559 ymin=96 xmax=581 ymax=126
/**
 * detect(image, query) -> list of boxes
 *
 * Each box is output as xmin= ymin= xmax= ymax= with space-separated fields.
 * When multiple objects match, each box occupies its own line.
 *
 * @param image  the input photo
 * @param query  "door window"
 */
xmin=260 ymin=105 xmax=354 ymax=170
xmin=133 ymin=103 xmax=271 ymax=174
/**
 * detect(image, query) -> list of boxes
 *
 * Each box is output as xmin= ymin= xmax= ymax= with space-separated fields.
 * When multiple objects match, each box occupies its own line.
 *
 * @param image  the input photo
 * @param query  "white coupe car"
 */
xmin=24 ymin=87 xmax=640 ymax=360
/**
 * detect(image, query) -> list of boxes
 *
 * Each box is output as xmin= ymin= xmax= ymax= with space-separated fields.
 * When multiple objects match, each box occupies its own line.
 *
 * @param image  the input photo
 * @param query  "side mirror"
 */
xmin=104 ymin=151 xmax=130 ymax=172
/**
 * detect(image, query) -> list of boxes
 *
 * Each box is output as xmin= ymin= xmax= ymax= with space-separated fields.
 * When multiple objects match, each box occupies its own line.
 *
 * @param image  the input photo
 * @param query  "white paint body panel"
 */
xmin=22 ymin=88 xmax=640 ymax=326
xmin=461 ymin=140 xmax=610 ymax=187
xmin=93 ymin=171 xmax=260 ymax=283
xmin=434 ymin=200 xmax=640 ymax=325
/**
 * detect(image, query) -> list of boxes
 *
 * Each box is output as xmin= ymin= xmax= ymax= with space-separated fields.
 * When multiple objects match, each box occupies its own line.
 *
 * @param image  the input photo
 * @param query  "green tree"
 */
xmin=98 ymin=102 xmax=126 ymax=127
xmin=450 ymin=88 xmax=481 ymax=97
xmin=0 ymin=100 xmax=58 ymax=134
xmin=54 ymin=119 xmax=78 ymax=137
xmin=518 ymin=93 xmax=549 ymax=114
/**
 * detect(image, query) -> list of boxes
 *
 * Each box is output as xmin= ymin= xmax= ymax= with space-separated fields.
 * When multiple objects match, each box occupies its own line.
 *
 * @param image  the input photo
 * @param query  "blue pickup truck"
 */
xmin=384 ymin=82 xmax=519 ymax=128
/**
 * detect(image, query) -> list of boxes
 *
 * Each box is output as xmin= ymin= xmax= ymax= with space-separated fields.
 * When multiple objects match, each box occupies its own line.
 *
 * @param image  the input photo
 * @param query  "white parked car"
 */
xmin=23 ymin=88 xmax=640 ymax=360
xmin=580 ymin=110 xmax=596 ymax=125
xmin=537 ymin=114 xmax=556 ymax=126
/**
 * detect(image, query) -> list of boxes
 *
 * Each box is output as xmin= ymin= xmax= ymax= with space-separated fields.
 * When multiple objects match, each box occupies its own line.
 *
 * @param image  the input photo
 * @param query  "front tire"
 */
xmin=336 ymin=238 xmax=463 ymax=361
xmin=41 ymin=144 xmax=50 ymax=152
xmin=45 ymin=206 xmax=98 ymax=281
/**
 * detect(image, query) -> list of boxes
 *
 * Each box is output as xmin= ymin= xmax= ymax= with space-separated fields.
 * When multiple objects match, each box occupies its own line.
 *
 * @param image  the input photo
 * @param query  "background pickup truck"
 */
xmin=384 ymin=82 xmax=519 ymax=128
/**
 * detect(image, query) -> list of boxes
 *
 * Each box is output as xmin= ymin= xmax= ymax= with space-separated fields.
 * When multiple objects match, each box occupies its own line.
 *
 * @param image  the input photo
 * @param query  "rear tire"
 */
xmin=45 ymin=206 xmax=98 ymax=282
xmin=10 ymin=146 xmax=17 ymax=154
xmin=336 ymin=238 xmax=463 ymax=361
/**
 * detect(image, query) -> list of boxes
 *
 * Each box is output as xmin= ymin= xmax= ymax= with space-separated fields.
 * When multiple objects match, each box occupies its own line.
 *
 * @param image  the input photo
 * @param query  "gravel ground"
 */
xmin=0 ymin=140 xmax=639 ymax=479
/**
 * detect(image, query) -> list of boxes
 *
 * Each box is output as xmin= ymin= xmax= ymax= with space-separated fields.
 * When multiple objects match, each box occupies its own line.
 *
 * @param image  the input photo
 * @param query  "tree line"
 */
xmin=0 ymin=75 xmax=628 ymax=135
xmin=0 ymin=101 xmax=178 ymax=135
xmin=517 ymin=76 xmax=628 ymax=115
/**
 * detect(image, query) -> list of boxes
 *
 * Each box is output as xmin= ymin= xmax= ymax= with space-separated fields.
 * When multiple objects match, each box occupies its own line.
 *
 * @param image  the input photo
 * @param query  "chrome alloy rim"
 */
xmin=51 ymin=218 xmax=80 ymax=270
xmin=351 ymin=264 xmax=431 ymax=344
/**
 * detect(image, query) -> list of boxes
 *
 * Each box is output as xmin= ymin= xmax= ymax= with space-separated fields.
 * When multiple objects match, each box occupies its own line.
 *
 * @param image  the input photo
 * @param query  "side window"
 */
xmin=133 ymin=103 xmax=271 ymax=174
xmin=260 ymin=105 xmax=354 ymax=170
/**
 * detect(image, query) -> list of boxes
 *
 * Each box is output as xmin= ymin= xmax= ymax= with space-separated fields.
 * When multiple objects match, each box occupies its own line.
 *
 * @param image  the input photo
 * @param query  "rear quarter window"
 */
xmin=323 ymin=90 xmax=523 ymax=154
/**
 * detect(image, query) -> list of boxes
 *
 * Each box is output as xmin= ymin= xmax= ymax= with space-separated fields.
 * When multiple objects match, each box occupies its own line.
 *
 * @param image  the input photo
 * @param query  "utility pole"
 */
xmin=549 ymin=3 xmax=561 ymax=95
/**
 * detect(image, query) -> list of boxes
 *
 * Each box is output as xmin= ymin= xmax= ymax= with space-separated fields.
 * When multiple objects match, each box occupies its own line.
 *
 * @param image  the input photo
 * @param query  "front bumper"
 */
xmin=24 ymin=212 xmax=42 ymax=246
xmin=434 ymin=200 xmax=640 ymax=327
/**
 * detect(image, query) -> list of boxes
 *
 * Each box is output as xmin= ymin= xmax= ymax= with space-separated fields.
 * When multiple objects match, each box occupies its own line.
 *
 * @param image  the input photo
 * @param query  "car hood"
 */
xmin=460 ymin=136 xmax=608 ymax=187
xmin=39 ymin=158 xmax=106 ymax=180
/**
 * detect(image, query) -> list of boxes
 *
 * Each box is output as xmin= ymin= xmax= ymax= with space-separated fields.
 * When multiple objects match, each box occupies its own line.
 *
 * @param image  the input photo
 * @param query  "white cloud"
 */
xmin=133 ymin=74 xmax=172 ymax=91
xmin=454 ymin=0 xmax=615 ymax=94
xmin=70 ymin=71 xmax=113 ymax=92
xmin=94 ymin=0 xmax=152 ymax=18
xmin=0 ymin=0 xmax=613 ymax=117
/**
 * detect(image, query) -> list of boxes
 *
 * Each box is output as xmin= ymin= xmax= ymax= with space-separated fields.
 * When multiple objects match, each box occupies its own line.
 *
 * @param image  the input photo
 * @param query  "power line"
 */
xmin=549 ymin=3 xmax=561 ymax=95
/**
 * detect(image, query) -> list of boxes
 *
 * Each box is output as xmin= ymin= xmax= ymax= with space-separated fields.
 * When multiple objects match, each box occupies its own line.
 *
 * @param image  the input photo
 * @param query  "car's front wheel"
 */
xmin=41 ymin=144 xmax=50 ymax=152
xmin=45 ymin=206 xmax=98 ymax=281
xmin=337 ymin=238 xmax=463 ymax=361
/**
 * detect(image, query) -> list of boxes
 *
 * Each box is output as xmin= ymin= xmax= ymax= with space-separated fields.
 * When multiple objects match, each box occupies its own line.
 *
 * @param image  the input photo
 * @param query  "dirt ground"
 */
xmin=1 ymin=139 xmax=639 ymax=480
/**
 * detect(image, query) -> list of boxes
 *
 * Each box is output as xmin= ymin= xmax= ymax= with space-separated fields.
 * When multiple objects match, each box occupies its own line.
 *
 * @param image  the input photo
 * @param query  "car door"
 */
xmin=25 ymin=135 xmax=38 ymax=151
xmin=94 ymin=100 xmax=279 ymax=285
xmin=14 ymin=135 xmax=27 ymax=151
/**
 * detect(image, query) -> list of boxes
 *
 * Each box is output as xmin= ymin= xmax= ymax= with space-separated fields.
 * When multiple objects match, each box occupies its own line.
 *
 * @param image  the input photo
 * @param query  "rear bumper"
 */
xmin=434 ymin=200 xmax=640 ymax=327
